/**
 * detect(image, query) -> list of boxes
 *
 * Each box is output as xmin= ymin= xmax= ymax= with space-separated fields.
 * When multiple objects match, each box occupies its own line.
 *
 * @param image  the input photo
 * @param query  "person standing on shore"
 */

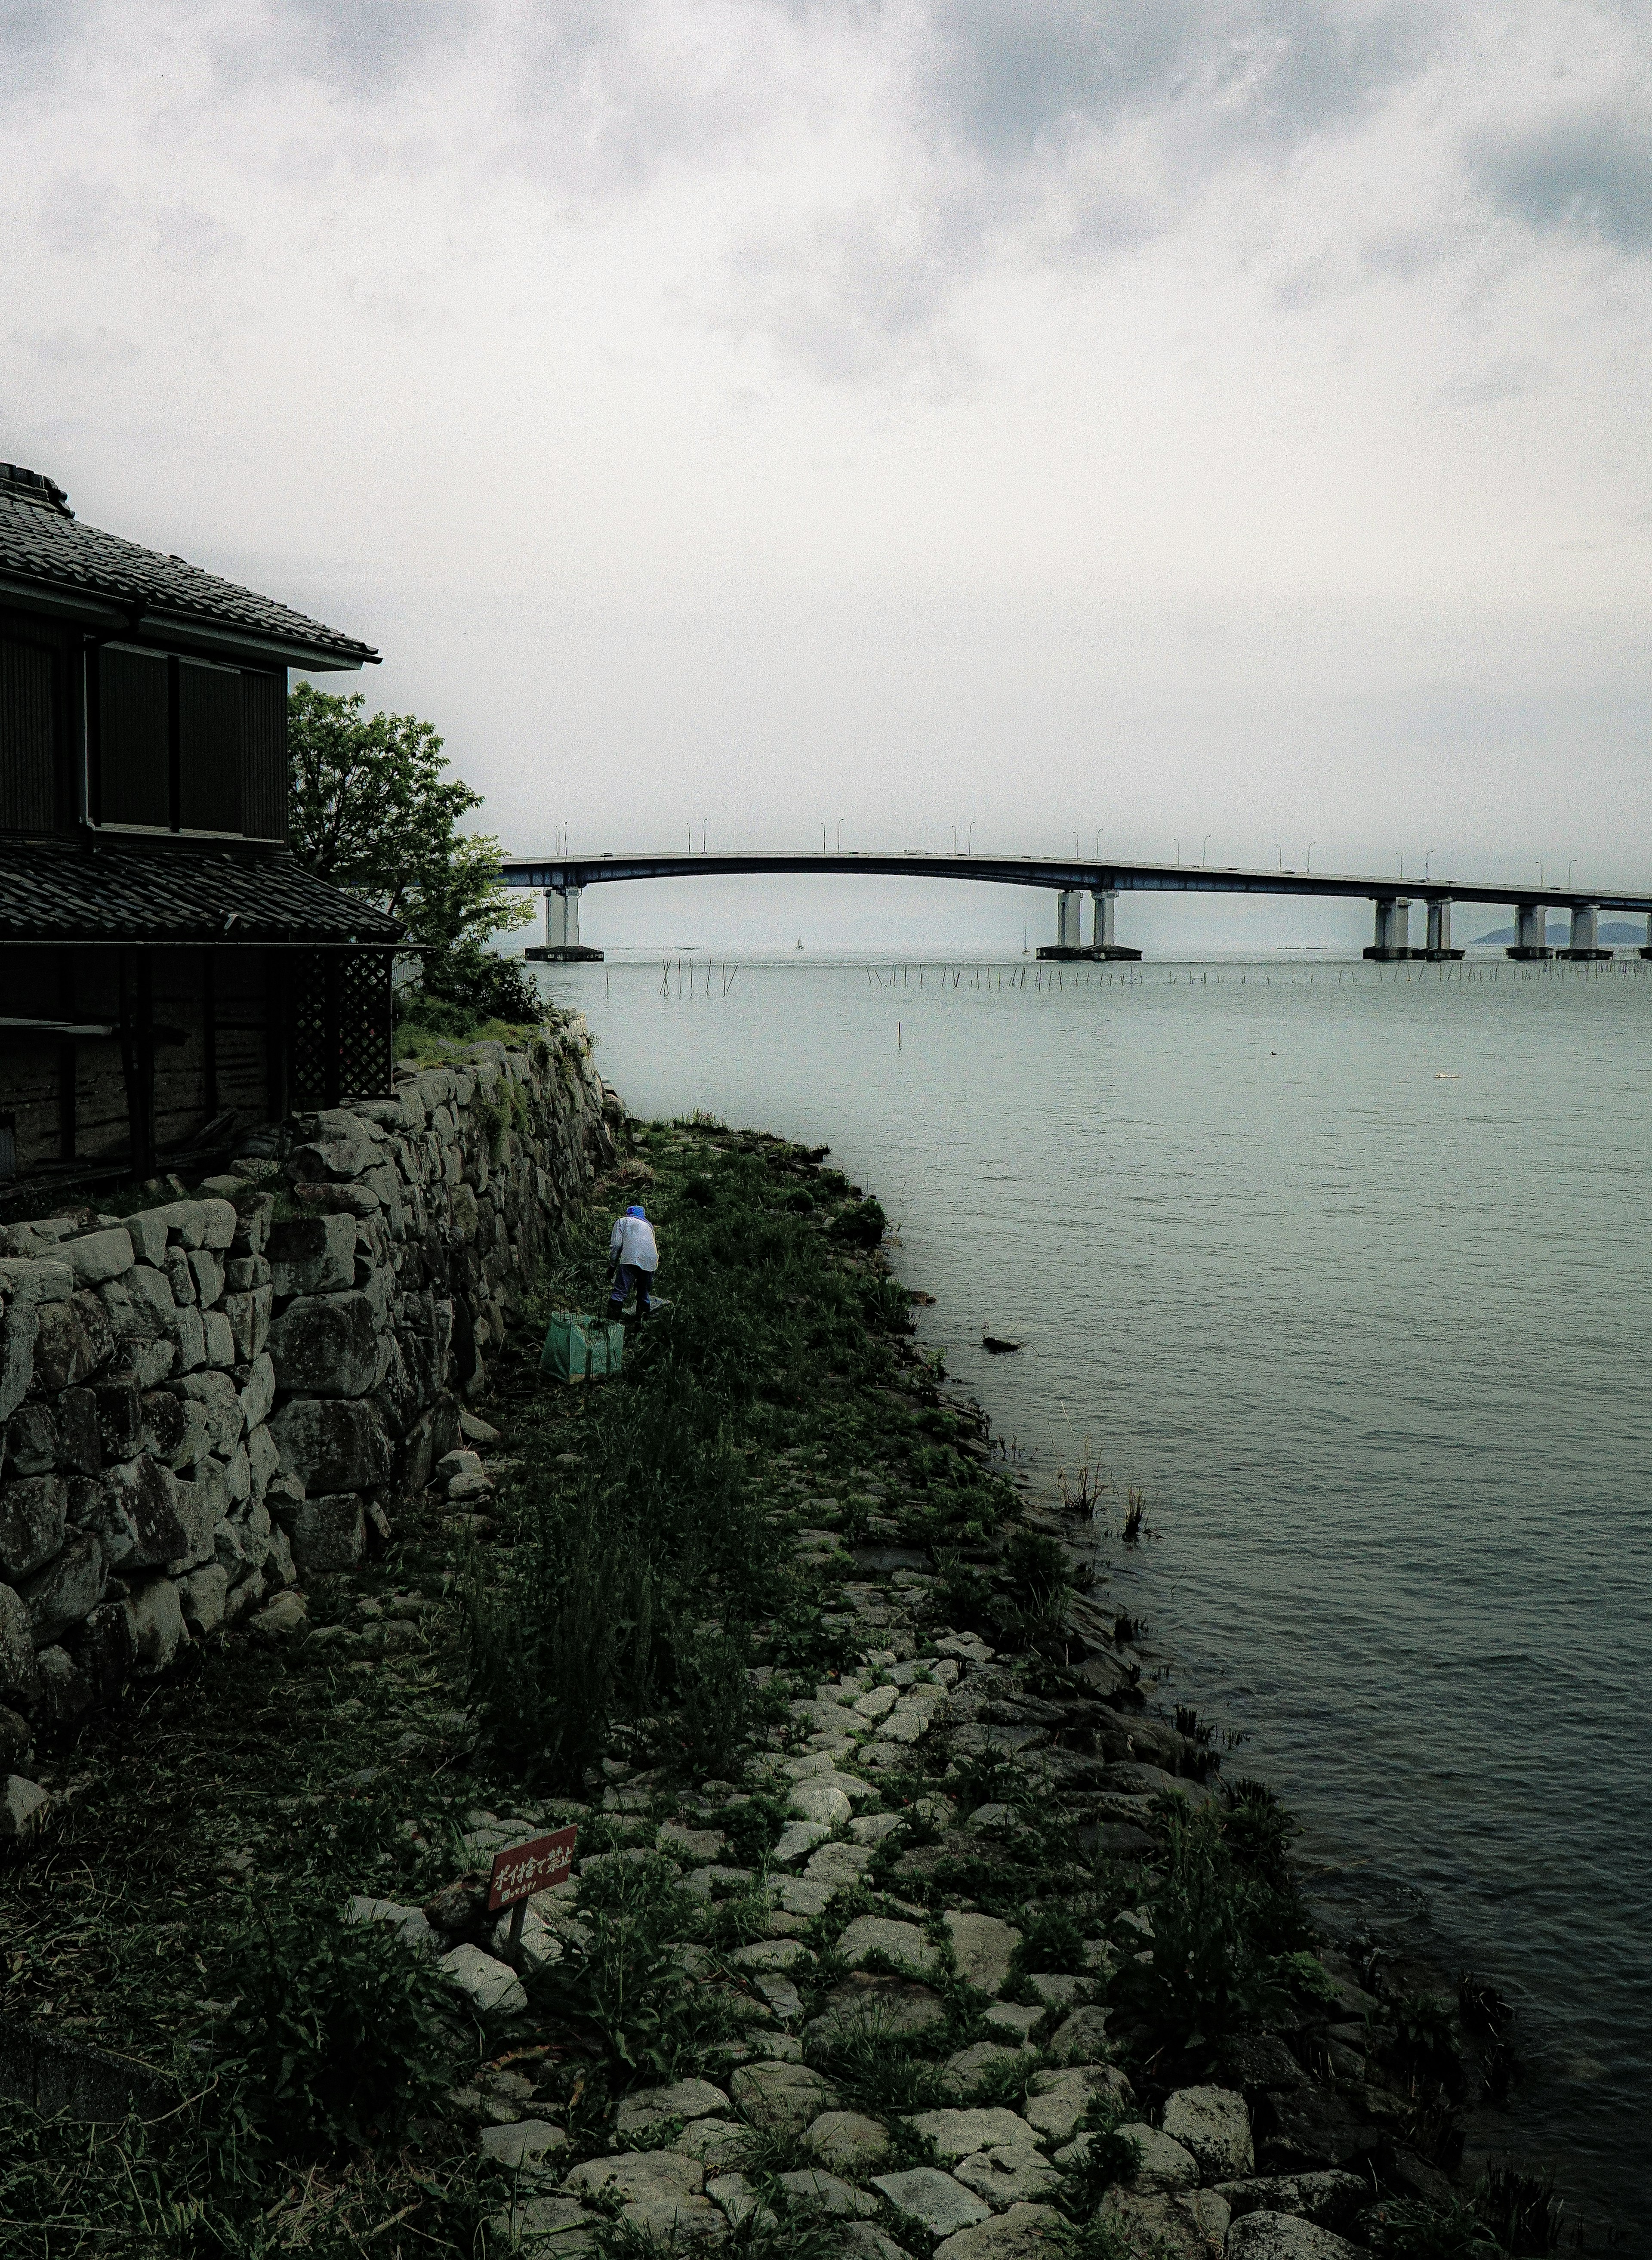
xmin=608 ymin=1202 xmax=659 ymax=1323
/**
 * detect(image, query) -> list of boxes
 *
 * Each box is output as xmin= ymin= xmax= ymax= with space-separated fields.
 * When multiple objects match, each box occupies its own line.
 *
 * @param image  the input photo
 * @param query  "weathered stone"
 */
xmin=0 ymin=1476 xmax=67 ymax=1583
xmin=21 ymin=1531 xmax=104 ymax=1641
xmin=1224 ymin=2208 xmax=1360 ymax=2260
xmin=125 ymin=1211 xmax=171 ymax=1268
xmin=0 ymin=1301 xmax=37 ymax=1422
xmin=93 ymin=1377 xmax=143 ymax=1460
xmin=777 ymin=2169 xmax=880 ymax=2218
xmin=806 ymin=1974 xmax=946 ymax=2044
xmin=268 ymin=1292 xmax=379 ymax=1396
xmin=565 ymin=2151 xmax=704 ymax=2204
xmin=871 ymin=2170 xmax=992 ymax=2239
xmin=0 ymin=1582 xmax=40 ymax=1701
xmin=188 ymin=1249 xmax=225 ymax=1307
xmin=56 ymin=1389 xmax=102 ymax=1475
xmin=773 ymin=1819 xmax=831 ymax=1864
xmin=943 ymin=1911 xmax=1020 ymax=1997
xmin=222 ymin=1286 xmax=274 ymax=1363
xmin=1097 ymin=2188 xmax=1233 ymax=2260
xmin=289 ymin=1113 xmax=380 ymax=1183
xmin=943 ymin=2044 xmax=1029 ymax=2095
xmin=952 ymin=2149 xmax=1064 ymax=2211
xmin=837 ymin=1915 xmax=941 ymax=1979
xmin=268 ymin=1214 xmax=358 ymax=1298
xmin=789 ymin=1778 xmax=852 ymax=1827
xmin=181 ymin=1564 xmax=230 ymax=1635
xmin=248 ymin=1589 xmax=307 ymax=1639
xmin=176 ymin=1371 xmax=242 ymax=1454
xmin=727 ymin=2060 xmax=838 ymax=2130
xmin=239 ymin=1352 xmax=276 ymax=1432
xmin=269 ymin=1397 xmax=391 ymax=1493
xmin=1161 ymin=2085 xmax=1253 ymax=2179
xmin=0 ymin=1703 xmax=28 ymax=1767
xmin=1110 ymin=2124 xmax=1199 ymax=2193
xmin=481 ymin=2117 xmax=568 ymax=2173
xmin=1045 ymin=2006 xmax=1110 ymax=2063
xmin=286 ymin=1494 xmax=367 ymax=1575
xmin=615 ymin=2080 xmax=730 ymax=2138
xmin=0 ymin=1772 xmax=52 ymax=1843
xmin=437 ymin=1942 xmax=527 ymax=2015
xmin=128 ymin=1575 xmax=188 ymax=1670
xmin=0 ymin=1258 xmax=73 ymax=1306
xmin=200 ymin=1309 xmax=237 ymax=1368
xmin=904 ymin=2110 xmax=1042 ymax=2167
xmin=1214 ymin=2175 xmax=1367 ymax=2232
xmin=63 ymin=1228 xmax=135 ymax=1287
xmin=35 ymin=1644 xmax=93 ymax=1724
xmin=1023 ymin=2064 xmax=1130 ymax=2143
xmin=5 ymin=1403 xmax=57 ymax=1474
xmin=803 ymin=2110 xmax=891 ymax=2172
xmin=673 ymin=2120 xmax=754 ymax=2169
xmin=33 ymin=1294 xmax=115 ymax=1391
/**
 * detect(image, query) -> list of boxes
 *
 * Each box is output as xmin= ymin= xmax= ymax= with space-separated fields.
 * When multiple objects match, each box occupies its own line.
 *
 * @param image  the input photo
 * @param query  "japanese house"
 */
xmin=0 ymin=461 xmax=398 ymax=1202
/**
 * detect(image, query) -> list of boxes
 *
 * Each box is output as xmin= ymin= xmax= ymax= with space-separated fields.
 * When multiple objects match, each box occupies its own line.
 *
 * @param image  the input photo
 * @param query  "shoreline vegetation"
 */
xmin=0 ymin=1100 xmax=1569 ymax=2258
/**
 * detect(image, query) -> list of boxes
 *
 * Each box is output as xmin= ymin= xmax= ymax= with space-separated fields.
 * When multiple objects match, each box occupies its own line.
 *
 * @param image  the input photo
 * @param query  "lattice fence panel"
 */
xmin=287 ymin=951 xmax=393 ymax=1110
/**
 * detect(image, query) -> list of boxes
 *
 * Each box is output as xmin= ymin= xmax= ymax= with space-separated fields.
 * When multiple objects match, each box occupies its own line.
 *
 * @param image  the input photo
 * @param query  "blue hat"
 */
xmin=627 ymin=1204 xmax=646 ymax=1219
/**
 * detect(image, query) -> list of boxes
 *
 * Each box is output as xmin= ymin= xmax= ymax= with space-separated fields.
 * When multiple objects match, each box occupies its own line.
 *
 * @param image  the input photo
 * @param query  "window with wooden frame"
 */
xmin=89 ymin=646 xmax=281 ymax=840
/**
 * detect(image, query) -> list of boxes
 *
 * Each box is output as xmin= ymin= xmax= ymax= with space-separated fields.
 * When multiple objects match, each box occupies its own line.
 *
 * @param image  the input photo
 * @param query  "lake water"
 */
xmin=534 ymin=950 xmax=1652 ymax=2233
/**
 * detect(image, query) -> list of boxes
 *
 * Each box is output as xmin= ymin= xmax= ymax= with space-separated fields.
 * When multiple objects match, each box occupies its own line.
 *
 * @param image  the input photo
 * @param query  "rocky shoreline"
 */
xmin=0 ymin=1104 xmax=1563 ymax=2258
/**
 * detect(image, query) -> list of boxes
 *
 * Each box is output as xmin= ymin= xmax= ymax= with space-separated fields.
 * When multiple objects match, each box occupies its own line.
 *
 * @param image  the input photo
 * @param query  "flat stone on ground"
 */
xmin=944 ymin=2043 xmax=1029 ymax=2094
xmin=487 ymin=2195 xmax=595 ymax=2255
xmin=943 ymin=1911 xmax=1021 ymax=1997
xmin=774 ymin=1820 xmax=831 ymax=1864
xmin=728 ymin=2060 xmax=838 ymax=2130
xmin=1099 ymin=2189 xmax=1233 ymax=2260
xmin=1226 ymin=2211 xmax=1364 ymax=2260
xmin=1044 ymin=2006 xmax=1109 ymax=2062
xmin=1112 ymin=2124 xmax=1199 ymax=2193
xmin=1022 ymin=2065 xmax=1131 ymax=2142
xmin=437 ymin=1943 xmax=527 ymax=2016
xmin=837 ymin=1915 xmax=941 ymax=1979
xmin=931 ymin=2200 xmax=1069 ymax=2260
xmin=903 ymin=2109 xmax=1042 ymax=2165
xmin=481 ymin=2120 xmax=569 ymax=2171
xmin=672 ymin=2121 xmax=755 ymax=2169
xmin=620 ymin=2196 xmax=727 ymax=2245
xmin=839 ymin=2226 xmax=914 ymax=2260
xmin=952 ymin=2148 xmax=1066 ymax=2210
xmin=1162 ymin=2084 xmax=1254 ymax=2178
xmin=870 ymin=2169 xmax=993 ymax=2239
xmin=804 ymin=2110 xmax=892 ymax=2171
xmin=564 ymin=2152 xmax=704 ymax=2204
xmin=777 ymin=2169 xmax=880 ymax=2217
xmin=806 ymin=1975 xmax=946 ymax=2044
xmin=615 ymin=2080 xmax=730 ymax=2138
xmin=1213 ymin=2174 xmax=1367 ymax=2231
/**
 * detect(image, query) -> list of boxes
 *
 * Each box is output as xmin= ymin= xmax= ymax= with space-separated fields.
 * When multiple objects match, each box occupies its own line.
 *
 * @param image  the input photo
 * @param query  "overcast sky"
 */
xmin=5 ymin=0 xmax=1648 ymax=951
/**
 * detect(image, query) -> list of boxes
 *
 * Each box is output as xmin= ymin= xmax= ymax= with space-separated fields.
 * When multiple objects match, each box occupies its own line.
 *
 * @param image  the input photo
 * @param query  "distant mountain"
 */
xmin=1470 ymin=919 xmax=1647 ymax=946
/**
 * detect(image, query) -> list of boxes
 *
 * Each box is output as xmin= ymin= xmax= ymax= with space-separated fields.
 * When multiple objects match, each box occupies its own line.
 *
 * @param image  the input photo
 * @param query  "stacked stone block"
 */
xmin=0 ymin=1015 xmax=617 ymax=1781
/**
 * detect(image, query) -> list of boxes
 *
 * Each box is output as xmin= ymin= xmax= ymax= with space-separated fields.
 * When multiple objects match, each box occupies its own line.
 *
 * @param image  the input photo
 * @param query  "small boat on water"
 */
xmin=982 ymin=1333 xmax=1021 ymax=1355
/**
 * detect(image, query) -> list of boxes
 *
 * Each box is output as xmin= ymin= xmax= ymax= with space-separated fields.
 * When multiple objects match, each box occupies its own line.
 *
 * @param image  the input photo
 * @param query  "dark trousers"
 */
xmin=609 ymin=1264 xmax=654 ymax=1318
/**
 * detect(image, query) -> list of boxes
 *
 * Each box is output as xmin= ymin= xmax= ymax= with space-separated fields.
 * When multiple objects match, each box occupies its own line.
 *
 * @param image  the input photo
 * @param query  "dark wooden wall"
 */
xmin=0 ymin=946 xmax=277 ymax=1186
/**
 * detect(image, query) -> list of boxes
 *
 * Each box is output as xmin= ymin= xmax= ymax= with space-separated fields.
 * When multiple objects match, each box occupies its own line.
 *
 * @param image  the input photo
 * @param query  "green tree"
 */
xmin=287 ymin=683 xmax=537 ymax=1019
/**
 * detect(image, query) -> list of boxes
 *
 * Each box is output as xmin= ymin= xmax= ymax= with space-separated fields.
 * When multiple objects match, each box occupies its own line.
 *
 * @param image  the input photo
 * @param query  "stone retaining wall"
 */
xmin=0 ymin=1011 xmax=618 ymax=1789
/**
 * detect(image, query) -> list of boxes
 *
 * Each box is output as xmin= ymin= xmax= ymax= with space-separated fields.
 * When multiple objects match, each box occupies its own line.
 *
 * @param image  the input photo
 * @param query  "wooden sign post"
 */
xmin=487 ymin=1825 xmax=578 ymax=1966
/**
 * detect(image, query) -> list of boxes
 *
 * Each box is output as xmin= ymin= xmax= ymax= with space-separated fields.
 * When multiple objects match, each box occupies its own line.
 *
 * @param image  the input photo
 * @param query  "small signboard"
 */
xmin=487 ymin=1825 xmax=578 ymax=1916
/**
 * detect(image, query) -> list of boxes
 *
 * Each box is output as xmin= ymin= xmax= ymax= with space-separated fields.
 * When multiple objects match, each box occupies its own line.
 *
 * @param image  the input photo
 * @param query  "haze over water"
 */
xmin=540 ymin=949 xmax=1652 ymax=2234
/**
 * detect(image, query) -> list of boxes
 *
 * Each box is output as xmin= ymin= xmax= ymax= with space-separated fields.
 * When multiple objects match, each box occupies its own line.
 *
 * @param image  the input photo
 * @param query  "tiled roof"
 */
xmin=0 ymin=465 xmax=378 ymax=669
xmin=0 ymin=837 xmax=401 ymax=947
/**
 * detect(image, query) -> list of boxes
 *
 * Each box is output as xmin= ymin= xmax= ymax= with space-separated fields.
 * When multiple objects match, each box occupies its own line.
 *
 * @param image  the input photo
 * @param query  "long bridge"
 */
xmin=499 ymin=850 xmax=1652 ymax=964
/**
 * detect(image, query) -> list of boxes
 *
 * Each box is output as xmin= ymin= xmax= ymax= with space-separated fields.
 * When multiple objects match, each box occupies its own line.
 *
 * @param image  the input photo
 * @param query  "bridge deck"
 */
xmin=501 ymin=851 xmax=1652 ymax=915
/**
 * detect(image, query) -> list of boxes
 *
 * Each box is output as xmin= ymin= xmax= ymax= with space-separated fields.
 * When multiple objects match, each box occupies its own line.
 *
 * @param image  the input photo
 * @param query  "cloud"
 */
xmin=921 ymin=0 xmax=1429 ymax=167
xmin=1476 ymin=102 xmax=1652 ymax=253
xmin=216 ymin=0 xmax=484 ymax=94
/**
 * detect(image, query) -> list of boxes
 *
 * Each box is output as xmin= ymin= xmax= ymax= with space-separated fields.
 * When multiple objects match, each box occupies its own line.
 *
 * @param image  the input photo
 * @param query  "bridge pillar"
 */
xmin=1422 ymin=899 xmax=1463 ymax=960
xmin=1507 ymin=902 xmax=1553 ymax=960
xmin=1561 ymin=903 xmax=1609 ymax=960
xmin=1363 ymin=896 xmax=1412 ymax=960
xmin=1057 ymin=891 xmax=1084 ymax=950
xmin=526 ymin=886 xmax=603 ymax=963
xmin=1093 ymin=889 xmax=1115 ymax=950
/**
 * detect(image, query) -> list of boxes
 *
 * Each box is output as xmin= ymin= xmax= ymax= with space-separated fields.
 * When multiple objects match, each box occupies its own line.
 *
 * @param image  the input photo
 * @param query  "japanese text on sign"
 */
xmin=487 ymin=1824 xmax=578 ymax=1913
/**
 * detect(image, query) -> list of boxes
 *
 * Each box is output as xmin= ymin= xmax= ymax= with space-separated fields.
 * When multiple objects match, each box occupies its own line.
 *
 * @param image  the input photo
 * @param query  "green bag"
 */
xmin=540 ymin=1311 xmax=626 ymax=1384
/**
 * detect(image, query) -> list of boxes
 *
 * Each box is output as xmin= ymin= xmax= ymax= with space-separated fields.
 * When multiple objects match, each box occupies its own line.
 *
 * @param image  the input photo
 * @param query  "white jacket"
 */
xmin=610 ymin=1214 xmax=659 ymax=1270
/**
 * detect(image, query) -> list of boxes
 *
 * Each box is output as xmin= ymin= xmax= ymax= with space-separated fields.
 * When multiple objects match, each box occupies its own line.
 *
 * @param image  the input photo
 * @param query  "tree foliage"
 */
xmin=287 ymin=684 xmax=537 ymax=1017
